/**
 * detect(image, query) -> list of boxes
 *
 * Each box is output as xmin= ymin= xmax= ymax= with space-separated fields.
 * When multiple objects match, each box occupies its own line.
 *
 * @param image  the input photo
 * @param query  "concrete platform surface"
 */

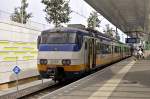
xmin=40 ymin=58 xmax=150 ymax=99
xmin=0 ymin=79 xmax=53 ymax=99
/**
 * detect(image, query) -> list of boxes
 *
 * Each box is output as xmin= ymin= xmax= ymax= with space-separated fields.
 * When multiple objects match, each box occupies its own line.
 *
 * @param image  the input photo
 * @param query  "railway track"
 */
xmin=18 ymin=72 xmax=96 ymax=98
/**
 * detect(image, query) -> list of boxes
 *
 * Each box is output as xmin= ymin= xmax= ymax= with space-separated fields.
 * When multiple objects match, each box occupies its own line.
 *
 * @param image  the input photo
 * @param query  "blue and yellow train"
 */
xmin=37 ymin=26 xmax=131 ymax=81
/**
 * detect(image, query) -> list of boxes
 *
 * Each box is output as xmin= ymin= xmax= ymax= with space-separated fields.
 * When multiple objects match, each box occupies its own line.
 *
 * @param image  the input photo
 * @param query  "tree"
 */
xmin=10 ymin=0 xmax=32 ymax=24
xmin=103 ymin=24 xmax=114 ymax=37
xmin=42 ymin=0 xmax=72 ymax=27
xmin=87 ymin=11 xmax=101 ymax=29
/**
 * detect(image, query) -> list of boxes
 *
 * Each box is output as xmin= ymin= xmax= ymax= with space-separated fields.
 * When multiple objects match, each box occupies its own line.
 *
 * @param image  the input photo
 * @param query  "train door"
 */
xmin=87 ymin=38 xmax=96 ymax=69
xmin=92 ymin=39 xmax=97 ymax=68
xmin=111 ymin=45 xmax=113 ymax=62
xmin=84 ymin=37 xmax=88 ymax=70
xmin=121 ymin=46 xmax=123 ymax=59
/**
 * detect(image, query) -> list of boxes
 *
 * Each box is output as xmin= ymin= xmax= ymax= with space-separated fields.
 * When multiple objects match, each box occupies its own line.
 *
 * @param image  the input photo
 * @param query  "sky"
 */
xmin=0 ymin=0 xmax=127 ymax=42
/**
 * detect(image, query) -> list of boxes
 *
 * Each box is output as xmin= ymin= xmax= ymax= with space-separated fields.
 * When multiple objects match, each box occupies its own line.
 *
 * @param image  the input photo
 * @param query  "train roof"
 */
xmin=42 ymin=27 xmax=89 ymax=35
xmin=42 ymin=27 xmax=112 ymax=39
xmin=41 ymin=27 xmax=128 ymax=45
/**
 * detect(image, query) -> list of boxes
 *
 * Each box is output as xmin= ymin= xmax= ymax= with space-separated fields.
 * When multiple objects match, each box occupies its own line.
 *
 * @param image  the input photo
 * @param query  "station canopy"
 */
xmin=84 ymin=0 xmax=150 ymax=39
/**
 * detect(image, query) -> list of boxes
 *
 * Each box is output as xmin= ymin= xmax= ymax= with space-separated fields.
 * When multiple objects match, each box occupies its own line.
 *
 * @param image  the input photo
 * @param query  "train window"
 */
xmin=120 ymin=47 xmax=123 ymax=53
xmin=106 ymin=45 xmax=111 ymax=54
xmin=121 ymin=47 xmax=122 ymax=53
xmin=99 ymin=43 xmax=102 ymax=53
xmin=76 ymin=34 xmax=83 ymax=46
xmin=124 ymin=47 xmax=127 ymax=52
xmin=41 ymin=35 xmax=47 ymax=43
xmin=114 ymin=46 xmax=117 ymax=53
xmin=115 ymin=46 xmax=120 ymax=53
xmin=112 ymin=46 xmax=114 ymax=53
xmin=96 ymin=42 xmax=100 ymax=54
xmin=41 ymin=32 xmax=76 ymax=44
xmin=100 ymin=44 xmax=111 ymax=54
xmin=119 ymin=47 xmax=121 ymax=53
xmin=109 ymin=45 xmax=112 ymax=53
xmin=118 ymin=47 xmax=120 ymax=53
xmin=85 ymin=42 xmax=87 ymax=50
xmin=37 ymin=36 xmax=41 ymax=49
xmin=126 ymin=48 xmax=128 ymax=52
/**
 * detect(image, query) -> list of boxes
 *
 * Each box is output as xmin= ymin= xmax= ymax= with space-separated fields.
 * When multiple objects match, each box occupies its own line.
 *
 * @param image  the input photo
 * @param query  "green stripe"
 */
xmin=0 ymin=41 xmax=10 ymax=46
xmin=23 ymin=47 xmax=35 ymax=51
xmin=14 ymin=52 xmax=27 ymax=55
xmin=23 ymin=56 xmax=34 ymax=60
xmin=4 ymin=57 xmax=18 ymax=61
xmin=3 ymin=47 xmax=18 ymax=51
xmin=0 ymin=52 xmax=8 ymax=56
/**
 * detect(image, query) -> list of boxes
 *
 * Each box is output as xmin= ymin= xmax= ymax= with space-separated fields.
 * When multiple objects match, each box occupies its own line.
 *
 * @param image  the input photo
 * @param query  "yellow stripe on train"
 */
xmin=38 ymin=64 xmax=87 ymax=72
xmin=96 ymin=53 xmax=122 ymax=65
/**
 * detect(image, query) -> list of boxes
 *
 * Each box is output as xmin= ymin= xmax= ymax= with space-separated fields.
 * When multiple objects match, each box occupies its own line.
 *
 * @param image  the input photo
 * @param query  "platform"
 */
xmin=0 ymin=79 xmax=53 ymax=99
xmin=40 ymin=57 xmax=150 ymax=99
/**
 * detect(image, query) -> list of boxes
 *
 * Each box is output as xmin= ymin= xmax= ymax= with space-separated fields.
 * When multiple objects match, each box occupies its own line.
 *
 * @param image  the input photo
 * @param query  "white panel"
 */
xmin=0 ymin=21 xmax=41 ymax=83
xmin=0 ymin=60 xmax=38 ymax=83
xmin=0 ymin=69 xmax=39 ymax=83
xmin=0 ymin=30 xmax=11 ymax=40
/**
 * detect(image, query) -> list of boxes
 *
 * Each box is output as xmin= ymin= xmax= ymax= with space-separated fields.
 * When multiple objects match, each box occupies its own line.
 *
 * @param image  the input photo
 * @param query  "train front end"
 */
xmin=37 ymin=28 xmax=84 ymax=81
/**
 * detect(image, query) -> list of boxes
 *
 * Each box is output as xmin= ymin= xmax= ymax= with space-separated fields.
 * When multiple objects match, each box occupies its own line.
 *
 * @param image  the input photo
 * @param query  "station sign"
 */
xmin=126 ymin=38 xmax=140 ymax=43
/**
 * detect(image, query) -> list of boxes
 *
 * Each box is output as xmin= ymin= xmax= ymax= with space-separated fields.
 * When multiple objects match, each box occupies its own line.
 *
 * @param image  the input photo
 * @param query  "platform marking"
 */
xmin=88 ymin=61 xmax=136 ymax=99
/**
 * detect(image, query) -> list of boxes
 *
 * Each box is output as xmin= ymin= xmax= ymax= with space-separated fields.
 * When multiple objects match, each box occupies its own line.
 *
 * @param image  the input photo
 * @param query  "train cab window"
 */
xmin=41 ymin=32 xmax=76 ymax=44
xmin=37 ymin=36 xmax=41 ymax=49
xmin=76 ymin=34 xmax=83 ymax=47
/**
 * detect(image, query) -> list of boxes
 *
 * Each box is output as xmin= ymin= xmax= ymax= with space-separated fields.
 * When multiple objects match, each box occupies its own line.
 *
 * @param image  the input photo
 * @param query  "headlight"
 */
xmin=40 ymin=59 xmax=48 ymax=65
xmin=62 ymin=59 xmax=71 ymax=65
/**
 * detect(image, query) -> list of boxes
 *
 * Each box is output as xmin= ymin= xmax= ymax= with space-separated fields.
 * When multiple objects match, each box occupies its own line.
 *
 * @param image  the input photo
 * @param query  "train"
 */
xmin=37 ymin=25 xmax=131 ymax=82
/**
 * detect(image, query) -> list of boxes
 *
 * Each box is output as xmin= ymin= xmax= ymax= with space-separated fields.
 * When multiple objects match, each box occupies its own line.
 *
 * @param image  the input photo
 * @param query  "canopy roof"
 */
xmin=85 ymin=0 xmax=150 ymax=39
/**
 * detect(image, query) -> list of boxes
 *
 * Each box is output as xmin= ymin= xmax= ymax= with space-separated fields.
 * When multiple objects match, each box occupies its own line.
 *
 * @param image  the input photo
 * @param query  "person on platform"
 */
xmin=137 ymin=46 xmax=144 ymax=59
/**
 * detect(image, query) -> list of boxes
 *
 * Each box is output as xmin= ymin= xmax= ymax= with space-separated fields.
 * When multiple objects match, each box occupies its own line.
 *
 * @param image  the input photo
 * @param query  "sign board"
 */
xmin=126 ymin=38 xmax=140 ymax=43
xmin=13 ymin=66 xmax=21 ymax=93
xmin=13 ymin=66 xmax=21 ymax=74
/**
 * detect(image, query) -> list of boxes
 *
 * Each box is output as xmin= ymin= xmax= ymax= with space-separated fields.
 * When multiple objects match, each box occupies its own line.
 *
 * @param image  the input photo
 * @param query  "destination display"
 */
xmin=126 ymin=38 xmax=140 ymax=43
